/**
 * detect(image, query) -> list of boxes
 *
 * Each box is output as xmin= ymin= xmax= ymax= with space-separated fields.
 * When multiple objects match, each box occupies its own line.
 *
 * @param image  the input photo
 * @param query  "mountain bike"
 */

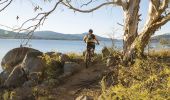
xmin=85 ymin=47 xmax=94 ymax=68
xmin=85 ymin=43 xmax=99 ymax=68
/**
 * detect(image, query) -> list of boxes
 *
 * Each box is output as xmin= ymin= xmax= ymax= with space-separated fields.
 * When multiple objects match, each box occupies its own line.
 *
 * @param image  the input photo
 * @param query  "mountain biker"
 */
xmin=83 ymin=29 xmax=99 ymax=55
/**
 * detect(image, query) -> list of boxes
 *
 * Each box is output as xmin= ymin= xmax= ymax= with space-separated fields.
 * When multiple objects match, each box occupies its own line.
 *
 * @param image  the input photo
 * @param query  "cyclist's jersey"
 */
xmin=85 ymin=34 xmax=96 ymax=43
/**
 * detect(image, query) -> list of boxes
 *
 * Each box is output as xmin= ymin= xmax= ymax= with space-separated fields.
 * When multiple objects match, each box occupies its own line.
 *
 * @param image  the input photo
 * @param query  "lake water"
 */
xmin=0 ymin=39 xmax=120 ymax=72
xmin=0 ymin=39 xmax=168 ymax=72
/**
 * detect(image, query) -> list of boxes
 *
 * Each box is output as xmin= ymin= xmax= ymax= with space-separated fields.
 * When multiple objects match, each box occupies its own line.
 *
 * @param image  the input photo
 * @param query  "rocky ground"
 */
xmin=0 ymin=47 xmax=117 ymax=100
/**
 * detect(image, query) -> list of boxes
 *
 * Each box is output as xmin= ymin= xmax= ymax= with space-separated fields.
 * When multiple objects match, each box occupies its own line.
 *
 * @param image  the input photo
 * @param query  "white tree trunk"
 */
xmin=123 ymin=0 xmax=140 ymax=61
xmin=123 ymin=0 xmax=170 ymax=61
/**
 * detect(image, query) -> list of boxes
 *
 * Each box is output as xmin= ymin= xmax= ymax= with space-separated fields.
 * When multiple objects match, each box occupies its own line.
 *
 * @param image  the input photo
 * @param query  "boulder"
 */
xmin=4 ymin=65 xmax=27 ymax=88
xmin=1 ymin=47 xmax=40 ymax=73
xmin=0 ymin=71 xmax=9 ymax=85
xmin=102 ymin=47 xmax=110 ymax=59
xmin=21 ymin=51 xmax=45 ymax=81
xmin=64 ymin=62 xmax=81 ymax=74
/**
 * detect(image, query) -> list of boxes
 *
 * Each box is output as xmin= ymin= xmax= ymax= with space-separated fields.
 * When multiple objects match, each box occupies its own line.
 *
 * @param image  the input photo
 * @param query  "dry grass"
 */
xmin=149 ymin=49 xmax=170 ymax=57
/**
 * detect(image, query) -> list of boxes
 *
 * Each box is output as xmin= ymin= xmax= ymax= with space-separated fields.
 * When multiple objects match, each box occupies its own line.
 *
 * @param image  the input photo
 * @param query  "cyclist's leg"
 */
xmin=91 ymin=43 xmax=95 ymax=56
xmin=85 ymin=43 xmax=91 ymax=68
xmin=85 ymin=43 xmax=90 ymax=60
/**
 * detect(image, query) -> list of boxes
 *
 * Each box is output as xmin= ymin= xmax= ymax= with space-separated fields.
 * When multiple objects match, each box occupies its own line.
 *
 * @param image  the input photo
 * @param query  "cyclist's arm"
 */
xmin=94 ymin=36 xmax=99 ymax=44
xmin=83 ymin=35 xmax=87 ymax=43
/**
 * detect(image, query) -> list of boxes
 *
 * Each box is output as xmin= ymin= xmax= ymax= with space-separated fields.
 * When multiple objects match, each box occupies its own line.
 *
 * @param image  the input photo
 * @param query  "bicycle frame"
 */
xmin=85 ymin=47 xmax=94 ymax=68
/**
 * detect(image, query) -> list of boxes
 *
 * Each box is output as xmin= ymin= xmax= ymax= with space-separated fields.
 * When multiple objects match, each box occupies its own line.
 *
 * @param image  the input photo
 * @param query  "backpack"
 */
xmin=86 ymin=34 xmax=95 ymax=42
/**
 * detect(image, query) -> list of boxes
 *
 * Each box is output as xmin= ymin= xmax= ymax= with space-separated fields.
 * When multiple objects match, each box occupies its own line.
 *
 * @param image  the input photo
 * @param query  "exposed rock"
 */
xmin=102 ymin=47 xmax=110 ymax=59
xmin=10 ymin=87 xmax=34 ymax=100
xmin=4 ymin=65 xmax=27 ymax=88
xmin=76 ymin=95 xmax=93 ymax=100
xmin=64 ymin=62 xmax=81 ymax=74
xmin=1 ymin=47 xmax=40 ymax=73
xmin=21 ymin=51 xmax=45 ymax=82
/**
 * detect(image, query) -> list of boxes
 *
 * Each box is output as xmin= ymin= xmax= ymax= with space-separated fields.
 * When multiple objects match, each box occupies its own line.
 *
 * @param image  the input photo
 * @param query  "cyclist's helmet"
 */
xmin=89 ymin=29 xmax=93 ymax=33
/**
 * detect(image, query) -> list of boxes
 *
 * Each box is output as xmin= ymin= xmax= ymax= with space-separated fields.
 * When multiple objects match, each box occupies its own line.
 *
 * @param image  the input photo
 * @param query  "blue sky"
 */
xmin=0 ymin=0 xmax=170 ymax=39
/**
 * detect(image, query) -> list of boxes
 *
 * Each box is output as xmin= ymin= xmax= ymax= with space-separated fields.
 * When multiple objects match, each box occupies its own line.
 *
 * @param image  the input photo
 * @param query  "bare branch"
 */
xmin=117 ymin=22 xmax=124 ymax=27
xmin=61 ymin=0 xmax=123 ymax=13
xmin=80 ymin=0 xmax=93 ymax=8
xmin=159 ymin=0 xmax=169 ymax=12
xmin=120 ymin=0 xmax=129 ymax=10
xmin=0 ymin=0 xmax=13 ymax=12
xmin=152 ymin=12 xmax=170 ymax=27
xmin=13 ymin=0 xmax=63 ymax=46
xmin=150 ymin=0 xmax=160 ymax=13
xmin=0 ymin=0 xmax=8 ymax=5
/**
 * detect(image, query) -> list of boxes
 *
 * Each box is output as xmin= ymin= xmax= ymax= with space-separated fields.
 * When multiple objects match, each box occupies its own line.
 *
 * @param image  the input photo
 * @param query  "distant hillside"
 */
xmin=0 ymin=29 xmax=110 ymax=41
xmin=31 ymin=31 xmax=110 ymax=41
xmin=0 ymin=29 xmax=36 ymax=39
xmin=151 ymin=33 xmax=170 ymax=42
xmin=0 ymin=29 xmax=169 ymax=41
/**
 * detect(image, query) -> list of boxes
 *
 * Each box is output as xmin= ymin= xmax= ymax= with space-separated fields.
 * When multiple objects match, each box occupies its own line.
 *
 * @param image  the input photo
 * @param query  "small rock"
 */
xmin=76 ymin=95 xmax=93 ymax=100
xmin=102 ymin=47 xmax=110 ymax=59
xmin=64 ymin=62 xmax=81 ymax=74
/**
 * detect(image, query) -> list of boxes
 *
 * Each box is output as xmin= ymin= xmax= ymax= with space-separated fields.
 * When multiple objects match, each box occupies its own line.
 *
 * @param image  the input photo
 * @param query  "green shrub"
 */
xmin=100 ymin=59 xmax=170 ymax=100
xmin=67 ymin=52 xmax=83 ymax=59
xmin=40 ymin=53 xmax=62 ymax=79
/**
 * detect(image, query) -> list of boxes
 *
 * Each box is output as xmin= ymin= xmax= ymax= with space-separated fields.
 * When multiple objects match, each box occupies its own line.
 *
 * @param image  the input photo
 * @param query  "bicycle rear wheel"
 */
xmin=85 ymin=51 xmax=91 ymax=68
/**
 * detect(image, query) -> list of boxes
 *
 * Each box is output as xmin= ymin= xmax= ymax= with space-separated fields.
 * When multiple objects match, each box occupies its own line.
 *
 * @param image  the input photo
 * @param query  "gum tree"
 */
xmin=0 ymin=0 xmax=170 ymax=61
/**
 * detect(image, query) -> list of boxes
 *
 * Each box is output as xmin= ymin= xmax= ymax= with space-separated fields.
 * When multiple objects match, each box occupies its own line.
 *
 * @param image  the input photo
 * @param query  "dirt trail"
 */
xmin=50 ymin=62 xmax=109 ymax=100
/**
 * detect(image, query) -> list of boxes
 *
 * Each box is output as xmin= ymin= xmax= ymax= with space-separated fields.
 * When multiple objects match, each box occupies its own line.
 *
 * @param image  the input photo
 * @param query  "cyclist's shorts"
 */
xmin=87 ymin=42 xmax=95 ymax=50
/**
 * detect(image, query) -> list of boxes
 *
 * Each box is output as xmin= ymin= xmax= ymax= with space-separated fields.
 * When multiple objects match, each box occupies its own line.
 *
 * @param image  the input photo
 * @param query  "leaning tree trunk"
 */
xmin=122 ymin=0 xmax=140 ymax=61
xmin=123 ymin=0 xmax=170 ymax=61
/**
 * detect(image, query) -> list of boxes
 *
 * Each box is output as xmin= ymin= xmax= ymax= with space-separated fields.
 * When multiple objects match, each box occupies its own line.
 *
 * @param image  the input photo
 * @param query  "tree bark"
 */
xmin=122 ymin=0 xmax=140 ymax=61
